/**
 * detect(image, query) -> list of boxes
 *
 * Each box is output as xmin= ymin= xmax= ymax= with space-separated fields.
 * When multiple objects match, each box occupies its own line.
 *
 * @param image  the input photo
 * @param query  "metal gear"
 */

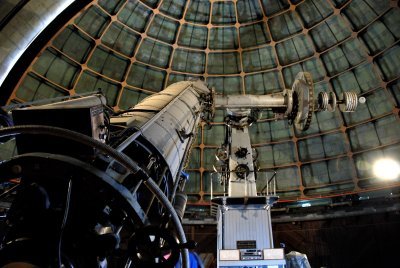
xmin=291 ymin=72 xmax=314 ymax=131
xmin=317 ymin=92 xmax=329 ymax=111
xmin=234 ymin=164 xmax=250 ymax=179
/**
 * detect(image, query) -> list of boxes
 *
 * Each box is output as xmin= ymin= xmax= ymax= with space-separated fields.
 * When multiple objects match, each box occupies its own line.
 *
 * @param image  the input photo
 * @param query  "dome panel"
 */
xmin=353 ymin=63 xmax=382 ymax=92
xmin=211 ymin=1 xmax=236 ymax=25
xmin=321 ymin=46 xmax=350 ymax=76
xmin=340 ymin=38 xmax=366 ymax=66
xmin=126 ymin=62 xmax=166 ymax=91
xmin=276 ymin=34 xmax=314 ymax=65
xmin=304 ymin=182 xmax=356 ymax=196
xmin=74 ymin=5 xmax=110 ymax=39
xmin=301 ymin=57 xmax=326 ymax=82
xmin=147 ymin=14 xmax=179 ymax=44
xmin=136 ymin=39 xmax=172 ymax=68
xmin=327 ymin=157 xmax=354 ymax=182
xmin=249 ymin=121 xmax=272 ymax=143
xmin=185 ymin=0 xmax=210 ymax=24
xmin=256 ymin=144 xmax=274 ymax=168
xmin=269 ymin=120 xmax=293 ymax=141
xmin=207 ymin=52 xmax=241 ymax=74
xmin=178 ymin=24 xmax=208 ymax=49
xmin=236 ymin=0 xmax=264 ymax=24
xmin=260 ymin=0 xmax=290 ymax=17
xmin=296 ymin=0 xmax=334 ymax=28
xmin=203 ymin=125 xmax=225 ymax=146
xmin=140 ymin=0 xmax=160 ymax=9
xmin=187 ymin=147 xmax=200 ymax=169
xmin=171 ymin=48 xmax=206 ymax=74
xmin=87 ymin=46 xmax=129 ymax=82
xmin=203 ymin=147 xmax=217 ymax=170
xmin=389 ymin=79 xmax=400 ymax=106
xmin=33 ymin=48 xmax=80 ymax=90
xmin=298 ymin=136 xmax=325 ymax=161
xmin=384 ymin=144 xmax=400 ymax=162
xmin=310 ymin=15 xmax=352 ymax=52
xmin=349 ymin=122 xmax=380 ymax=151
xmin=212 ymin=109 xmax=228 ymax=123
xmin=382 ymin=8 xmax=400 ymax=39
xmin=275 ymin=167 xmax=300 ymax=190
xmin=282 ymin=63 xmax=303 ymax=87
xmin=301 ymin=161 xmax=329 ymax=187
xmin=315 ymin=110 xmax=342 ymax=132
xmin=203 ymin=171 xmax=224 ymax=193
xmin=361 ymin=21 xmax=395 ymax=56
xmin=273 ymin=142 xmax=296 ymax=166
xmin=363 ymin=88 xmax=394 ymax=117
xmin=322 ymin=132 xmax=349 ymax=157
xmin=239 ymin=22 xmax=271 ymax=49
xmin=330 ymin=0 xmax=350 ymax=8
xmin=118 ymin=0 xmax=152 ymax=33
xmin=376 ymin=45 xmax=400 ymax=82
xmin=331 ymin=71 xmax=361 ymax=95
xmin=242 ymin=46 xmax=277 ymax=72
xmin=342 ymin=0 xmax=390 ymax=31
xmin=53 ymin=25 xmax=95 ymax=63
xmin=375 ymin=115 xmax=400 ymax=145
xmin=98 ymin=0 xmax=125 ymax=15
xmin=268 ymin=11 xmax=303 ymax=41
xmin=244 ymin=71 xmax=283 ymax=94
xmin=15 ymin=73 xmax=67 ymax=102
xmin=75 ymin=70 xmax=120 ymax=106
xmin=185 ymin=171 xmax=201 ymax=193
xmin=159 ymin=0 xmax=186 ymax=19
xmin=207 ymin=76 xmax=242 ymax=95
xmin=209 ymin=27 xmax=238 ymax=50
xmin=101 ymin=22 xmax=141 ymax=57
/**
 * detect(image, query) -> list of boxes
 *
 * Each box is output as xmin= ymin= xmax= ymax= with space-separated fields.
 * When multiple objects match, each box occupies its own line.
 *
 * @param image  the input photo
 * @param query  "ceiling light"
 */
xmin=373 ymin=159 xmax=400 ymax=180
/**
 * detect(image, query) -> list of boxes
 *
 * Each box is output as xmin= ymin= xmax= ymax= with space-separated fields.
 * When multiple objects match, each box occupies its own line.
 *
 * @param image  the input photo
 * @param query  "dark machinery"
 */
xmin=0 ymin=81 xmax=211 ymax=268
xmin=0 ymin=73 xmax=360 ymax=267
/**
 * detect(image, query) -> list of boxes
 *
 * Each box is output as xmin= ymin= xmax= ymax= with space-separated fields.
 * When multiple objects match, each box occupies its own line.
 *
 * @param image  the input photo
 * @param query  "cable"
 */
xmin=56 ymin=179 xmax=72 ymax=267
xmin=0 ymin=125 xmax=190 ymax=268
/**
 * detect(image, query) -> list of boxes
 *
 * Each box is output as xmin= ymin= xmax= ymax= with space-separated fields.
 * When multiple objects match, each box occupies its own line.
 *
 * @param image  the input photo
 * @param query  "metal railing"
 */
xmin=260 ymin=171 xmax=277 ymax=196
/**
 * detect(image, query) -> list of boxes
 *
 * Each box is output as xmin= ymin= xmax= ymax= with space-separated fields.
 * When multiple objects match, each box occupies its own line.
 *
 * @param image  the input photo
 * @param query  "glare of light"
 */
xmin=301 ymin=202 xmax=311 ymax=208
xmin=373 ymin=159 xmax=400 ymax=180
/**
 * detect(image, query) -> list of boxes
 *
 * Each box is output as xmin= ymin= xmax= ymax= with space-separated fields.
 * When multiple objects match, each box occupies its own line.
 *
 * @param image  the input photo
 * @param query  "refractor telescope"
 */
xmin=0 ymin=72 xmax=360 ymax=267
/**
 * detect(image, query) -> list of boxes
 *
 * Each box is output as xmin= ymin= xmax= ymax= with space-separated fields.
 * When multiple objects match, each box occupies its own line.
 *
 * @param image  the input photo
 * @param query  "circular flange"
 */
xmin=339 ymin=92 xmax=358 ymax=112
xmin=234 ymin=164 xmax=250 ymax=179
xmin=327 ymin=91 xmax=337 ymax=112
xmin=317 ymin=92 xmax=329 ymax=111
xmin=291 ymin=72 xmax=314 ymax=131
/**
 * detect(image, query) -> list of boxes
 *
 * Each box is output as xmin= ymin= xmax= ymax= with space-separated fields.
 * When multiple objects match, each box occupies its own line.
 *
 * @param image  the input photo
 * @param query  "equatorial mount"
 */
xmin=213 ymin=72 xmax=364 ymax=131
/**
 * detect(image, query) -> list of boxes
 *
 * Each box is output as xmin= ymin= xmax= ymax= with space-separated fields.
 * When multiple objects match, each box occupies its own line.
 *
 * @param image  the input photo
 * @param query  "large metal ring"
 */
xmin=292 ymin=72 xmax=314 ymax=131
